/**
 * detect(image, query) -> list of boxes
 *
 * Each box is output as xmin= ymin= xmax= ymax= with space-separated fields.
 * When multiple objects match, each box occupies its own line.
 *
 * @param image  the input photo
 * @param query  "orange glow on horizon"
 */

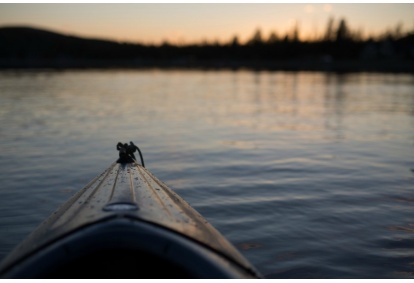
xmin=0 ymin=3 xmax=413 ymax=45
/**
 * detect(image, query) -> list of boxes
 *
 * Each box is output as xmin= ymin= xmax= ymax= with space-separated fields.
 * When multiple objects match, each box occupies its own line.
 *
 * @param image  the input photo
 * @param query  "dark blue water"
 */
xmin=0 ymin=70 xmax=413 ymax=278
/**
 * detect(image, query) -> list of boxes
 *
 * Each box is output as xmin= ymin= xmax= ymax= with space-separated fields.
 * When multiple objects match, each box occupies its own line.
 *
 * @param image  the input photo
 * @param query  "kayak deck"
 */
xmin=0 ymin=161 xmax=261 ymax=278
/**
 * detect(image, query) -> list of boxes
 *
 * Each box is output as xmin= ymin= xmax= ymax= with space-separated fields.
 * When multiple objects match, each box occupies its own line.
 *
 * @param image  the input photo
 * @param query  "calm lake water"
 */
xmin=0 ymin=69 xmax=413 ymax=279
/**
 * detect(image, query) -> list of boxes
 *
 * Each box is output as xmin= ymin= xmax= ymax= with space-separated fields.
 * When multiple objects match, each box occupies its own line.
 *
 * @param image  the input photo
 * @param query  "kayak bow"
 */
xmin=0 ymin=142 xmax=262 ymax=279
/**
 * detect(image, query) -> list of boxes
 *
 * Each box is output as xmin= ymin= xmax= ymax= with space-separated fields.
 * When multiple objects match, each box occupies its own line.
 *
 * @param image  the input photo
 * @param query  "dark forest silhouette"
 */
xmin=1 ymin=17 xmax=413 ymax=72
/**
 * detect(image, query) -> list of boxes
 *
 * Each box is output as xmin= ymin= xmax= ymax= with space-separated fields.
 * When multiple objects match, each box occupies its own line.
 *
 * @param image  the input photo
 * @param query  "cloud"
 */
xmin=323 ymin=4 xmax=333 ymax=13
xmin=304 ymin=4 xmax=314 ymax=14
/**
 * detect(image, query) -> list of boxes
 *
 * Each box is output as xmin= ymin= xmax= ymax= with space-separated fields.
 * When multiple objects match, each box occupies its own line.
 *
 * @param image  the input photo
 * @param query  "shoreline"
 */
xmin=1 ymin=59 xmax=413 ymax=74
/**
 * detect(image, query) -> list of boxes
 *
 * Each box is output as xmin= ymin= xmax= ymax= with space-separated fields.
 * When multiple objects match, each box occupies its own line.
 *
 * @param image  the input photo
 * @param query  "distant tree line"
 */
xmin=0 ymin=17 xmax=413 ymax=72
xmin=155 ymin=17 xmax=413 ymax=62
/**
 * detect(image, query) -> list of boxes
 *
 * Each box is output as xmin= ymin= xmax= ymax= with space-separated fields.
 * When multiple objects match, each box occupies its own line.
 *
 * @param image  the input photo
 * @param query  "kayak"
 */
xmin=0 ymin=142 xmax=262 ymax=279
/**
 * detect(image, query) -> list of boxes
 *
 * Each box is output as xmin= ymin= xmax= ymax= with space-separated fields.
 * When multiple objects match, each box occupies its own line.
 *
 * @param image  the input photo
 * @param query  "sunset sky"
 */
xmin=0 ymin=3 xmax=413 ymax=44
